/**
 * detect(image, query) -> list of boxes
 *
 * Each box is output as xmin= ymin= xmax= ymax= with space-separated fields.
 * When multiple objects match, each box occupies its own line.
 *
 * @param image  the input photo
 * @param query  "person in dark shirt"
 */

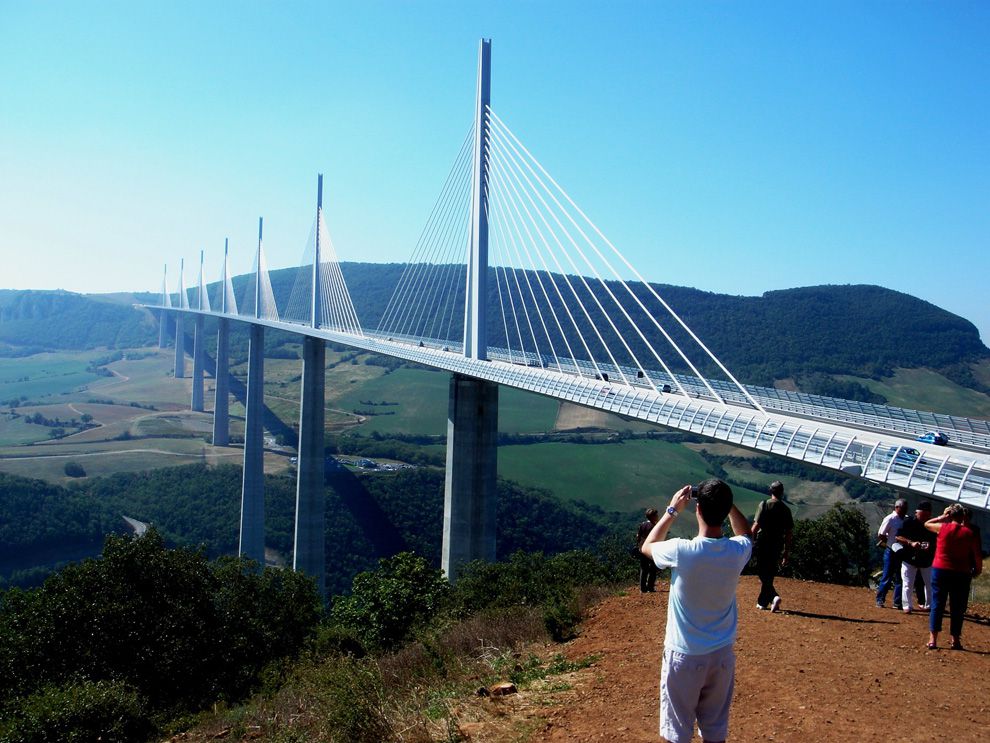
xmin=895 ymin=501 xmax=934 ymax=613
xmin=637 ymin=508 xmax=660 ymax=592
xmin=752 ymin=481 xmax=793 ymax=612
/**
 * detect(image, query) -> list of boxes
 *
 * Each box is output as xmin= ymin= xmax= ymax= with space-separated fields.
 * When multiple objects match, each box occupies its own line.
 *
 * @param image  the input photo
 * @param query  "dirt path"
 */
xmin=517 ymin=576 xmax=988 ymax=742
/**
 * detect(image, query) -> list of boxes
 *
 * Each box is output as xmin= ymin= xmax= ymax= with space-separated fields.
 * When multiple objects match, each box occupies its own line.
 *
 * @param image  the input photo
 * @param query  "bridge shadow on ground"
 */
xmin=182 ymin=336 xmax=296 ymax=446
xmin=327 ymin=465 xmax=410 ymax=559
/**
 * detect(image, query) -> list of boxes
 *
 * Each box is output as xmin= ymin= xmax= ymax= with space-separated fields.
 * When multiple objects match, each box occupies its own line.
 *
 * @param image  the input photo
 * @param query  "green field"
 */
xmin=0 ymin=352 xmax=105 ymax=401
xmin=0 ymin=437 xmax=228 ymax=482
xmin=332 ymin=367 xmax=559 ymax=436
xmin=840 ymin=367 xmax=990 ymax=419
xmin=0 ymin=413 xmax=53 ymax=446
xmin=497 ymin=438 xmax=767 ymax=517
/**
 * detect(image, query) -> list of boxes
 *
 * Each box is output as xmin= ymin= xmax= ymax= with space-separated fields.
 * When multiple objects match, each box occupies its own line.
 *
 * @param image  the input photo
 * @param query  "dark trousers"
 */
xmin=876 ymin=548 xmax=903 ymax=607
xmin=929 ymin=568 xmax=972 ymax=637
xmin=639 ymin=555 xmax=658 ymax=592
xmin=757 ymin=544 xmax=781 ymax=608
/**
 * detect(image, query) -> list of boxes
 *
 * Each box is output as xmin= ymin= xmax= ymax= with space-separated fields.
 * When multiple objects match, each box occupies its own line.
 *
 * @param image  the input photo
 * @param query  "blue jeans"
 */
xmin=929 ymin=568 xmax=971 ymax=637
xmin=876 ymin=548 xmax=903 ymax=607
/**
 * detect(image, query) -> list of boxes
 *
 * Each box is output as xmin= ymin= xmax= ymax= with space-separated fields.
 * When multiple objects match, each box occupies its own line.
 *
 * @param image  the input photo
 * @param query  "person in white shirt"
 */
xmin=875 ymin=499 xmax=908 ymax=609
xmin=640 ymin=479 xmax=752 ymax=743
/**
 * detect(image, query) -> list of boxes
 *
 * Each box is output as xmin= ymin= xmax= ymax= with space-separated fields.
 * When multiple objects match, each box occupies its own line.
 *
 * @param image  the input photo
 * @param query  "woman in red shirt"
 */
xmin=924 ymin=504 xmax=983 ymax=650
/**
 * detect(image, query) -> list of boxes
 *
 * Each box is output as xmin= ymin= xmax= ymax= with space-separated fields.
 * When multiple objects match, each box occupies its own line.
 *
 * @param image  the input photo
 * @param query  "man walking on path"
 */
xmin=876 ymin=499 xmax=908 ymax=609
xmin=752 ymin=480 xmax=793 ymax=612
xmin=637 ymin=508 xmax=661 ymax=593
xmin=641 ymin=479 xmax=752 ymax=743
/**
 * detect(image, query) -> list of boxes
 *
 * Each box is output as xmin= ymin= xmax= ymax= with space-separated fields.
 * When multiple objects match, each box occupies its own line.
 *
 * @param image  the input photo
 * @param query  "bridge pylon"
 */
xmin=191 ymin=250 xmax=207 ymax=412
xmin=239 ymin=219 xmax=266 ymax=567
xmin=174 ymin=258 xmax=186 ymax=378
xmin=293 ymin=175 xmax=328 ymax=598
xmin=158 ymin=263 xmax=171 ymax=349
xmin=442 ymin=39 xmax=498 ymax=580
xmin=213 ymin=239 xmax=231 ymax=446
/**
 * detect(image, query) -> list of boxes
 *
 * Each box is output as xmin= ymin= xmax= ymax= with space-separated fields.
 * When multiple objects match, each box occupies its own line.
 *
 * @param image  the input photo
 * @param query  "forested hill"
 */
xmin=0 ymin=289 xmax=155 ymax=354
xmin=2 ymin=267 xmax=986 ymax=387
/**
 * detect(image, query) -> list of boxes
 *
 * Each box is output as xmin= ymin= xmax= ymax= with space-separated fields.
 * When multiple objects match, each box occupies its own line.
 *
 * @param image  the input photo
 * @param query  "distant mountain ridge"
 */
xmin=2 ymin=265 xmax=986 ymax=390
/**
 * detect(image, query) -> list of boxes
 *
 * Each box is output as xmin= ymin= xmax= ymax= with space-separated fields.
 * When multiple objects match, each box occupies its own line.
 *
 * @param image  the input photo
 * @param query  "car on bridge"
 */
xmin=917 ymin=431 xmax=949 ymax=446
xmin=887 ymin=446 xmax=922 ymax=466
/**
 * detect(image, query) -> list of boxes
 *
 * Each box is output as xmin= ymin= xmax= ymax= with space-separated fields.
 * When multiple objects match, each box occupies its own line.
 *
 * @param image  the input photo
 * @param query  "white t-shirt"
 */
xmin=651 ymin=535 xmax=753 ymax=655
xmin=877 ymin=512 xmax=904 ymax=545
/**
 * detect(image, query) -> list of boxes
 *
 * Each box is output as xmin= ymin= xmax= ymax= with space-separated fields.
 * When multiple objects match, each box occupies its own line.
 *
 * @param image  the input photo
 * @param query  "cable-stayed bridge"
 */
xmin=148 ymin=40 xmax=990 ymax=595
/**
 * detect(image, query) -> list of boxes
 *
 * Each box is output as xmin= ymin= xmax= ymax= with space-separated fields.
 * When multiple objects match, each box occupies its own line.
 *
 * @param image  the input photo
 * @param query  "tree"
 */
xmin=329 ymin=552 xmax=450 ymax=652
xmin=63 ymin=461 xmax=86 ymax=478
xmin=0 ymin=529 xmax=322 ymax=724
xmin=788 ymin=504 xmax=872 ymax=586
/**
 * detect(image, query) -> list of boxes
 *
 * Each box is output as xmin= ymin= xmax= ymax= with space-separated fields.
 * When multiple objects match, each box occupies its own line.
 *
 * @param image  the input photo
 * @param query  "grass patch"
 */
xmin=838 ymin=368 xmax=990 ymax=419
xmin=0 ymin=413 xmax=52 ymax=446
xmin=332 ymin=367 xmax=558 ymax=436
xmin=0 ymin=352 xmax=105 ymax=401
xmin=498 ymin=438 xmax=717 ymax=512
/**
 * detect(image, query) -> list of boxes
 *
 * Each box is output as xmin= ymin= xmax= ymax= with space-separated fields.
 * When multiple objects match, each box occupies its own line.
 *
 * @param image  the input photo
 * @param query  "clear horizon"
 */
xmin=2 ymin=2 xmax=987 ymax=342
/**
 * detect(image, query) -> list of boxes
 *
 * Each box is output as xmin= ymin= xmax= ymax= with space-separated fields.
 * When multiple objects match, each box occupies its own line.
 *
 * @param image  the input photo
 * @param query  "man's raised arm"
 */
xmin=728 ymin=504 xmax=752 ymax=539
xmin=640 ymin=485 xmax=692 ymax=559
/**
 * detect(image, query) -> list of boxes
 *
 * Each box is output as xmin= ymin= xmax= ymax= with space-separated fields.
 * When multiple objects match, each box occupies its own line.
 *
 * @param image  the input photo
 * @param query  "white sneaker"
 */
xmin=756 ymin=603 xmax=767 ymax=611
xmin=770 ymin=596 xmax=782 ymax=613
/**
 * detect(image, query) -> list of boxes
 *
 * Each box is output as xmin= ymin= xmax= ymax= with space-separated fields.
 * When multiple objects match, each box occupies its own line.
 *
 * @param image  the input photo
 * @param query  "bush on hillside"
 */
xmin=0 ymin=529 xmax=322 ymax=729
xmin=328 ymin=552 xmax=451 ymax=653
xmin=0 ymin=680 xmax=152 ymax=743
xmin=63 ymin=461 xmax=86 ymax=478
xmin=788 ymin=503 xmax=872 ymax=586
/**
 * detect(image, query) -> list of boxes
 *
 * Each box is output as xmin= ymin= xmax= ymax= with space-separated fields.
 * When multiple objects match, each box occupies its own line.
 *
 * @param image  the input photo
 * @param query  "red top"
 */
xmin=932 ymin=521 xmax=981 ymax=573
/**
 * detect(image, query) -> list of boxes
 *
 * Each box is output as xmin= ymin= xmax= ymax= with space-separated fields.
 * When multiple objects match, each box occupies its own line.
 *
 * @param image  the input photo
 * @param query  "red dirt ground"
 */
xmin=523 ymin=575 xmax=989 ymax=742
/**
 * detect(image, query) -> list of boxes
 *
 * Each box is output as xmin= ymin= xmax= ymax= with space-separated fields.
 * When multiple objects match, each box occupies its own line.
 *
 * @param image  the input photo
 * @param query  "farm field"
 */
xmin=332 ymin=367 xmax=559 ymax=436
xmin=497 ymin=438 xmax=767 ymax=518
xmin=0 ymin=436 xmax=288 ymax=484
xmin=840 ymin=367 xmax=990 ymax=419
xmin=0 ymin=351 xmax=106 ymax=401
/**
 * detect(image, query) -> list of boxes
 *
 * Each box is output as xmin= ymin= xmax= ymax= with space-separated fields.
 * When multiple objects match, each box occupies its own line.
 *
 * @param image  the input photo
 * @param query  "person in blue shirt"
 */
xmin=640 ymin=479 xmax=752 ymax=743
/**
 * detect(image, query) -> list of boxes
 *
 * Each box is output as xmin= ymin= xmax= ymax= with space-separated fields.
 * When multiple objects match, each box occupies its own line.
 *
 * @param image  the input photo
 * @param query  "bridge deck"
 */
xmin=157 ymin=307 xmax=990 ymax=512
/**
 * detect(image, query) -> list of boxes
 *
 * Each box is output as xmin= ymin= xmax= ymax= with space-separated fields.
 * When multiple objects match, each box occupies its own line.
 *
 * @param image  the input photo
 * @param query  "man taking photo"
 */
xmin=640 ymin=479 xmax=752 ymax=743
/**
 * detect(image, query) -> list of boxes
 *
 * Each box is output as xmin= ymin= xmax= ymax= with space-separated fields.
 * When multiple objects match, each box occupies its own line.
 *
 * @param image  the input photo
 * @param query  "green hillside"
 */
xmin=4 ymin=269 xmax=987 ymax=395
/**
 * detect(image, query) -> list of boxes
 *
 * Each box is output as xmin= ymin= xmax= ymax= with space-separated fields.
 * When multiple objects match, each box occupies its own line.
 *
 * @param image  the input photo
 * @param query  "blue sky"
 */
xmin=2 ymin=1 xmax=988 ymax=342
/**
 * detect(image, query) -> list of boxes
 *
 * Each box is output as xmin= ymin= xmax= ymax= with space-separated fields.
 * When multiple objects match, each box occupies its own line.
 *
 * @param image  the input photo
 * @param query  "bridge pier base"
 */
xmin=442 ymin=374 xmax=498 ymax=581
xmin=191 ymin=315 xmax=204 ymax=411
xmin=173 ymin=314 xmax=185 ymax=378
xmin=213 ymin=318 xmax=230 ymax=446
xmin=239 ymin=324 xmax=265 ymax=566
xmin=293 ymin=335 xmax=326 ymax=598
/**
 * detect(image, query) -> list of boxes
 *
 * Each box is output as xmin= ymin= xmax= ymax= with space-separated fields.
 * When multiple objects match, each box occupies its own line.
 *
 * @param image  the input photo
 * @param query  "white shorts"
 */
xmin=660 ymin=644 xmax=735 ymax=743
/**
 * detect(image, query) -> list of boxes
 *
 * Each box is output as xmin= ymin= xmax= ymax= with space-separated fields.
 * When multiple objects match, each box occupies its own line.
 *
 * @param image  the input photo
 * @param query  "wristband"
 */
xmin=666 ymin=506 xmax=678 ymax=518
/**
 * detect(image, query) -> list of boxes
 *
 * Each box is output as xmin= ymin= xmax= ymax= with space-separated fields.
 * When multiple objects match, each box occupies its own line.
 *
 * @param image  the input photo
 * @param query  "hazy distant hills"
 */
xmin=2 ymin=264 xmax=987 ymax=392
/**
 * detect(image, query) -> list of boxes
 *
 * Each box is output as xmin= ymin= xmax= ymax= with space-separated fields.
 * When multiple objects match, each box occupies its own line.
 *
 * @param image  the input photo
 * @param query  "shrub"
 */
xmin=788 ymin=503 xmax=872 ymax=585
xmin=0 ymin=680 xmax=152 ymax=743
xmin=297 ymin=656 xmax=392 ymax=743
xmin=329 ymin=552 xmax=451 ymax=652
xmin=543 ymin=592 xmax=581 ymax=642
xmin=62 ymin=462 xmax=86 ymax=478
xmin=0 ymin=530 xmax=322 ymax=726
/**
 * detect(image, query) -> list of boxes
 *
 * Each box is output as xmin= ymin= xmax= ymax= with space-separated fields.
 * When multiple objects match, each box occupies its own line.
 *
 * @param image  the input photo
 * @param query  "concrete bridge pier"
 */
xmin=173 ymin=314 xmax=185 ymax=378
xmin=191 ymin=315 xmax=205 ymax=411
xmin=213 ymin=318 xmax=230 ymax=446
xmin=441 ymin=374 xmax=498 ymax=580
xmin=239 ymin=323 xmax=265 ymax=566
xmin=158 ymin=310 xmax=168 ymax=348
xmin=293 ymin=335 xmax=326 ymax=598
